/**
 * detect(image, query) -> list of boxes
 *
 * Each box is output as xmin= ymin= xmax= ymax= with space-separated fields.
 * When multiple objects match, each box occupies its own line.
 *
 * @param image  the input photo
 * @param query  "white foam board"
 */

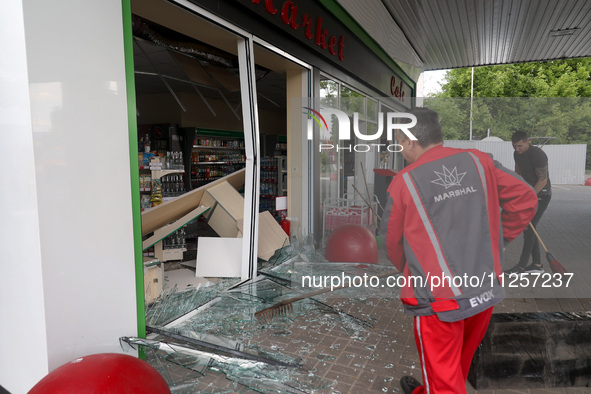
xmin=195 ymin=237 xmax=242 ymax=277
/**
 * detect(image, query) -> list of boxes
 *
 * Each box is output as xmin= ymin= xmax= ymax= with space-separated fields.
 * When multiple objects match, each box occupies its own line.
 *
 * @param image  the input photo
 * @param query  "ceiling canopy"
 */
xmin=337 ymin=0 xmax=591 ymax=73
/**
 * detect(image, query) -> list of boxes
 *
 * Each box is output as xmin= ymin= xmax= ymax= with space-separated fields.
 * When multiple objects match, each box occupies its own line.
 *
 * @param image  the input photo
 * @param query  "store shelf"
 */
xmin=188 ymin=130 xmax=246 ymax=193
xmin=157 ymin=247 xmax=186 ymax=262
xmin=152 ymin=169 xmax=185 ymax=180
xmin=193 ymin=161 xmax=246 ymax=165
xmin=193 ymin=145 xmax=244 ymax=150
xmin=192 ymin=176 xmax=224 ymax=181
xmin=142 ymin=205 xmax=209 ymax=251
xmin=259 ymin=156 xmax=287 ymax=221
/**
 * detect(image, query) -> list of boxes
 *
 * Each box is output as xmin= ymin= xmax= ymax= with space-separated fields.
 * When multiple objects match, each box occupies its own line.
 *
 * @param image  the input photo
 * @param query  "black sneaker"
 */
xmin=503 ymin=265 xmax=525 ymax=275
xmin=522 ymin=264 xmax=544 ymax=273
xmin=400 ymin=375 xmax=421 ymax=394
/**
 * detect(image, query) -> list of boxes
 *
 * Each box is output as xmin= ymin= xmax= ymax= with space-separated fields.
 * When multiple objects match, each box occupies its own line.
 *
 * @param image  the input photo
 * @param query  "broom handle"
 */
xmin=360 ymin=162 xmax=374 ymax=226
xmin=528 ymin=222 xmax=549 ymax=253
xmin=352 ymin=184 xmax=381 ymax=225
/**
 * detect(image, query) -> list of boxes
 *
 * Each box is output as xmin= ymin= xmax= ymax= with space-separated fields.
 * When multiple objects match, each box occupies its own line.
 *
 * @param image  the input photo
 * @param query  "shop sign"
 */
xmin=250 ymin=0 xmax=345 ymax=61
xmin=304 ymin=107 xmax=417 ymax=152
xmin=391 ymin=75 xmax=410 ymax=102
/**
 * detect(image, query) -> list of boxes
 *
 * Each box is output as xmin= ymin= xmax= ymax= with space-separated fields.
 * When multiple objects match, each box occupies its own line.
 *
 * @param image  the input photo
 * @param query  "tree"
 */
xmin=438 ymin=59 xmax=591 ymax=98
xmin=425 ymin=58 xmax=591 ymax=168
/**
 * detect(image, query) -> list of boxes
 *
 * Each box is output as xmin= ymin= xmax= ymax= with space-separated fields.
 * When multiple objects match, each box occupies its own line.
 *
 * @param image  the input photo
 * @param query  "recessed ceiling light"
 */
xmin=549 ymin=28 xmax=580 ymax=37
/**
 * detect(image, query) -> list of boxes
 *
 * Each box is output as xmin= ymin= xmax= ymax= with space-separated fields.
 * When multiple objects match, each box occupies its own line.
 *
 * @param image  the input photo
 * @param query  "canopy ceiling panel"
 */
xmin=337 ymin=0 xmax=591 ymax=71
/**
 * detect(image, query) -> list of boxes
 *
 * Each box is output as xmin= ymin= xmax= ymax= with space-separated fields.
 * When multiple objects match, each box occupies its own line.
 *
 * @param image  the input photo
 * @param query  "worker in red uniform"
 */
xmin=381 ymin=108 xmax=537 ymax=393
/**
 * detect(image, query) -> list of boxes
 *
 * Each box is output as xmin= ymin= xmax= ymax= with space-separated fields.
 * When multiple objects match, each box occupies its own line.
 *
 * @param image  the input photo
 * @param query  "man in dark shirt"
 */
xmin=505 ymin=131 xmax=552 ymax=274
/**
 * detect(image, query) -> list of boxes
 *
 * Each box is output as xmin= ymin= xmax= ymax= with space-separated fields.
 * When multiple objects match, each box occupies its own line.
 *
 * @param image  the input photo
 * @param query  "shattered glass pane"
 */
xmin=140 ymin=234 xmax=416 ymax=392
xmin=260 ymin=234 xmax=323 ymax=272
xmin=147 ymin=273 xmax=400 ymax=391
xmin=143 ymin=348 xmax=207 ymax=393
xmin=127 ymin=336 xmax=334 ymax=392
xmin=146 ymin=278 xmax=242 ymax=327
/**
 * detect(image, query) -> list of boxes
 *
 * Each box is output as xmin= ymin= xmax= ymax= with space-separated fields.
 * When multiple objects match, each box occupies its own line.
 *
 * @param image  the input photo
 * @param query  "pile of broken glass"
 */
xmin=121 ymin=235 xmax=403 ymax=393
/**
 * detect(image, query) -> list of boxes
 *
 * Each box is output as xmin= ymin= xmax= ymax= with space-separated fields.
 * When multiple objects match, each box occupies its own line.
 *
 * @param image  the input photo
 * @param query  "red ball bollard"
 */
xmin=585 ymin=177 xmax=591 ymax=186
xmin=325 ymin=224 xmax=378 ymax=264
xmin=29 ymin=353 xmax=170 ymax=393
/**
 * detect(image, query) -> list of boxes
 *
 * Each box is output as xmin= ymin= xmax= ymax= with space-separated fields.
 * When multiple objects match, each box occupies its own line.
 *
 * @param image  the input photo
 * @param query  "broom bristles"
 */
xmin=546 ymin=252 xmax=568 ymax=275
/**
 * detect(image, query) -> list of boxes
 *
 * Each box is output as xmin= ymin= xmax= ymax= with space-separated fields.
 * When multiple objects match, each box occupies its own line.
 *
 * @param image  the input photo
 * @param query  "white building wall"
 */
xmin=1 ymin=1 xmax=138 ymax=391
xmin=0 ymin=2 xmax=49 ymax=392
xmin=443 ymin=140 xmax=588 ymax=185
xmin=542 ymin=144 xmax=588 ymax=185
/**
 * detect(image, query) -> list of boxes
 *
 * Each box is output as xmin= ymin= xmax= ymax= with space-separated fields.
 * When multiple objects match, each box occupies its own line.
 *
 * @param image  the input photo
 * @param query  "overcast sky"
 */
xmin=421 ymin=69 xmax=449 ymax=96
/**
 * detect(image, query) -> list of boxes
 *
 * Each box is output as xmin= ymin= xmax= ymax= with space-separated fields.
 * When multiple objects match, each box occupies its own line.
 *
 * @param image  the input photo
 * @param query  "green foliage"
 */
xmin=439 ymin=59 xmax=591 ymax=98
xmin=429 ymin=58 xmax=591 ymax=168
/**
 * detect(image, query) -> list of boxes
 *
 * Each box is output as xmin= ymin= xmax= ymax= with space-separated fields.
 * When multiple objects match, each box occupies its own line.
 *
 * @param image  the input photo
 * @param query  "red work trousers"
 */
xmin=411 ymin=307 xmax=493 ymax=394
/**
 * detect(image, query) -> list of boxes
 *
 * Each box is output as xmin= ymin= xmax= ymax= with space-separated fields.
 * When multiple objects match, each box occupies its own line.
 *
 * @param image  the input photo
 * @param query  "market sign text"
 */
xmin=251 ymin=0 xmax=345 ymax=61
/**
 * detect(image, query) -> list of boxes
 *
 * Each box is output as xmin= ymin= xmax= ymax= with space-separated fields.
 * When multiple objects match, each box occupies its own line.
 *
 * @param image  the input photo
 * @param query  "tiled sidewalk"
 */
xmin=250 ymin=296 xmax=417 ymax=393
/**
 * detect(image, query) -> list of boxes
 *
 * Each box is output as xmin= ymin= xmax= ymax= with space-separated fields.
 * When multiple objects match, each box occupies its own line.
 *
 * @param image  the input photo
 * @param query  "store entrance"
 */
xmin=131 ymin=0 xmax=308 ymax=324
xmin=131 ymin=6 xmax=249 ymax=307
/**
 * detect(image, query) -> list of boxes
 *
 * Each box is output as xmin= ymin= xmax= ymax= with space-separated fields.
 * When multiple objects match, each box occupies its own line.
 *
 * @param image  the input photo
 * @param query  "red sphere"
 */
xmin=29 ymin=353 xmax=170 ymax=393
xmin=585 ymin=177 xmax=591 ymax=186
xmin=325 ymin=224 xmax=378 ymax=264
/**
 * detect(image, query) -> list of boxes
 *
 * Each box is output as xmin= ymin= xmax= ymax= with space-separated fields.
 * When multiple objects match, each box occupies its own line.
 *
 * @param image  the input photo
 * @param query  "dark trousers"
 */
xmin=518 ymin=195 xmax=551 ymax=267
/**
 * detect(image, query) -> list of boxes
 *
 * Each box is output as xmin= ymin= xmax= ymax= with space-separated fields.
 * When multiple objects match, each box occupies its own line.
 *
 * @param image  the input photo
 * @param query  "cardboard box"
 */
xmin=200 ymin=181 xmax=244 ymax=237
xmin=204 ymin=181 xmax=289 ymax=261
xmin=141 ymin=168 xmax=245 ymax=236
xmin=237 ymin=211 xmax=289 ymax=261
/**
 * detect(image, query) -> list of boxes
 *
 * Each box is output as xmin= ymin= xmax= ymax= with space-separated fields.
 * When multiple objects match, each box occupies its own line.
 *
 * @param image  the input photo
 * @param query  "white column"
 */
xmin=0 ymin=1 xmax=139 ymax=390
xmin=0 ymin=2 xmax=49 ymax=392
xmin=286 ymin=69 xmax=310 ymax=236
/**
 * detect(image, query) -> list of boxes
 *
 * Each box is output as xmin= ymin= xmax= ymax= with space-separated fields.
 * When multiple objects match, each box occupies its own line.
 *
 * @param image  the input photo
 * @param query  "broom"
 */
xmin=254 ymin=268 xmax=399 ymax=323
xmin=528 ymin=223 xmax=568 ymax=275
